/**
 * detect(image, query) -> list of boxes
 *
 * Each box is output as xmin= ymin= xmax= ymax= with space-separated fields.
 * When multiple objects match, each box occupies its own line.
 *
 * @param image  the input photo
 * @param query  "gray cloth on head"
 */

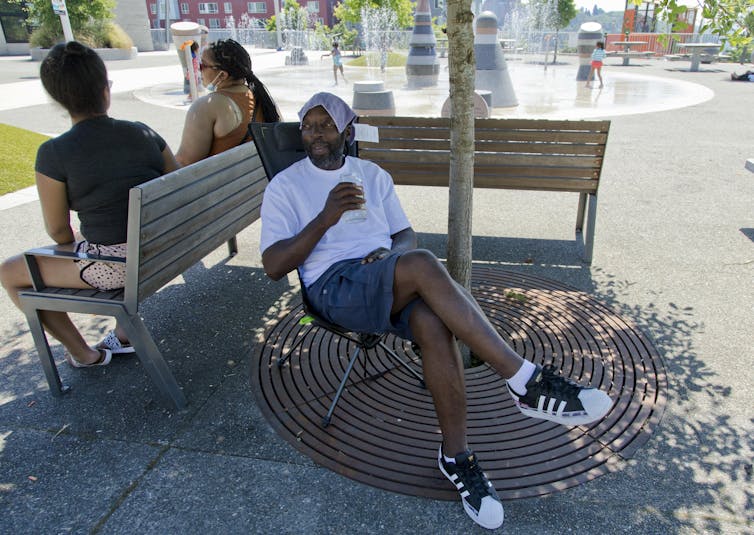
xmin=298 ymin=92 xmax=357 ymax=133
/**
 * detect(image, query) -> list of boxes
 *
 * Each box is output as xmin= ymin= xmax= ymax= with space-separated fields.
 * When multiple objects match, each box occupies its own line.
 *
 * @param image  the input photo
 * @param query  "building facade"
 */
xmin=145 ymin=0 xmax=336 ymax=30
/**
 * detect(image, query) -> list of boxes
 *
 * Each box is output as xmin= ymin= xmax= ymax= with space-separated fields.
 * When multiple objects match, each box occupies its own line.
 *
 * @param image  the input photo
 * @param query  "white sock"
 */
xmin=507 ymin=360 xmax=537 ymax=395
xmin=443 ymin=453 xmax=456 ymax=464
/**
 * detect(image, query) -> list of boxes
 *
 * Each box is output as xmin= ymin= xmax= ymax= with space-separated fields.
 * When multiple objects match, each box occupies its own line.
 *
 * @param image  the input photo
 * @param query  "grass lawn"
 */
xmin=346 ymin=51 xmax=407 ymax=68
xmin=0 ymin=124 xmax=49 ymax=196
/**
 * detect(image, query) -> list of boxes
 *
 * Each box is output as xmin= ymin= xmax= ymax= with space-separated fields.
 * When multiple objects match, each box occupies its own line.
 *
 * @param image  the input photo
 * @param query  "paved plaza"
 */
xmin=0 ymin=48 xmax=752 ymax=534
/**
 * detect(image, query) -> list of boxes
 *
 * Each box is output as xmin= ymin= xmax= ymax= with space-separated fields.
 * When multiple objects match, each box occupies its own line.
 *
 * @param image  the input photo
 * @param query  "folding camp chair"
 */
xmin=251 ymin=122 xmax=425 ymax=427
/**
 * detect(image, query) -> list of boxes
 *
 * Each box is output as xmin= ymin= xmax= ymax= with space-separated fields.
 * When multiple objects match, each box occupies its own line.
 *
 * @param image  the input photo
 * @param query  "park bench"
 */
xmin=357 ymin=116 xmax=610 ymax=263
xmin=18 ymin=142 xmax=267 ymax=409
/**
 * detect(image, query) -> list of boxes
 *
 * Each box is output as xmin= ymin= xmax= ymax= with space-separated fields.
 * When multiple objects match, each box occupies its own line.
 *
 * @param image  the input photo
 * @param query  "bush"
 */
xmin=29 ymin=20 xmax=133 ymax=49
xmin=29 ymin=24 xmax=62 ymax=48
xmin=76 ymin=21 xmax=133 ymax=49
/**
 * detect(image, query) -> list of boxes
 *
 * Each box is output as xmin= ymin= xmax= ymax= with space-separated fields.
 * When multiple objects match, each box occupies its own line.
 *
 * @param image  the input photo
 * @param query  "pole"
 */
xmin=164 ymin=0 xmax=170 ymax=46
xmin=51 ymin=0 xmax=74 ymax=42
xmin=274 ymin=0 xmax=282 ymax=50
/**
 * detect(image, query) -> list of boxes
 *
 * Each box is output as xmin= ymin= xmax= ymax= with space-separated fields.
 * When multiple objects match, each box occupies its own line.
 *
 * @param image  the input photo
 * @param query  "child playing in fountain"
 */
xmin=321 ymin=42 xmax=347 ymax=86
xmin=586 ymin=41 xmax=606 ymax=88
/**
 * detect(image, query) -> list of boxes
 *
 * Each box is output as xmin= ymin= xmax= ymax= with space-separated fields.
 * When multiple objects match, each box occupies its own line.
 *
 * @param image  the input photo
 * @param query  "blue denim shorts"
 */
xmin=306 ymin=253 xmax=419 ymax=341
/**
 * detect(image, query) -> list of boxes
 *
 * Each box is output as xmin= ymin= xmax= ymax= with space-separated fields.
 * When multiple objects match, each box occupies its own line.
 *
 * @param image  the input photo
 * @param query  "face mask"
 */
xmin=206 ymin=73 xmax=222 ymax=92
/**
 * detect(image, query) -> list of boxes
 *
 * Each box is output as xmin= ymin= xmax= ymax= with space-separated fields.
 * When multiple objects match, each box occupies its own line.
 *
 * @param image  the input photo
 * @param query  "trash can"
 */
xmin=170 ymin=21 xmax=208 ymax=96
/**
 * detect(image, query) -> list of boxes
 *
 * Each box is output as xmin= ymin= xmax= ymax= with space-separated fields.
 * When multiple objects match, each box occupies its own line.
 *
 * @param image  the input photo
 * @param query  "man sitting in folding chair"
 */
xmin=259 ymin=93 xmax=613 ymax=531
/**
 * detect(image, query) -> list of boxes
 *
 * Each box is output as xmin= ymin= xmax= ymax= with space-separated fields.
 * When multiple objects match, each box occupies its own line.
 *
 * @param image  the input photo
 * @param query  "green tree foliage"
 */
xmin=333 ymin=0 xmax=415 ymax=29
xmin=650 ymin=0 xmax=752 ymax=53
xmin=313 ymin=21 xmax=359 ymax=50
xmin=566 ymin=8 xmax=624 ymax=32
xmin=24 ymin=0 xmax=133 ymax=49
xmin=266 ymin=0 xmax=310 ymax=31
xmin=529 ymin=0 xmax=578 ymax=30
xmin=555 ymin=0 xmax=578 ymax=30
xmin=27 ymin=0 xmax=114 ymax=31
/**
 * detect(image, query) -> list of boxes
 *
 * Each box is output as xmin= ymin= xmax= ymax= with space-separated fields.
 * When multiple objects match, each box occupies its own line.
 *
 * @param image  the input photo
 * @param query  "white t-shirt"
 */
xmin=260 ymin=155 xmax=411 ymax=287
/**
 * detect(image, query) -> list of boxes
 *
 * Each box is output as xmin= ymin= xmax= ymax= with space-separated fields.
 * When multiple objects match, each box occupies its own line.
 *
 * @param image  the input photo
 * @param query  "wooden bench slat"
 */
xmin=364 ymin=129 xmax=607 ymax=145
xmin=137 ymin=195 xmax=263 ymax=298
xmin=139 ymin=169 xmax=266 ymax=242
xmin=361 ymin=141 xmax=605 ymax=156
xmin=138 ymin=144 xmax=258 ymax=204
xmin=140 ymin=158 xmax=265 ymax=222
xmin=364 ymin=149 xmax=602 ymax=169
xmin=138 ymin=178 xmax=265 ymax=262
xmin=363 ymin=115 xmax=610 ymax=133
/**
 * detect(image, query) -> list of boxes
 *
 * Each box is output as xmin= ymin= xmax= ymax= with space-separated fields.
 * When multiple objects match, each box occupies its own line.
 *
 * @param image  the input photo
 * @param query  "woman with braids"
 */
xmin=0 ymin=42 xmax=178 ymax=367
xmin=175 ymin=39 xmax=281 ymax=166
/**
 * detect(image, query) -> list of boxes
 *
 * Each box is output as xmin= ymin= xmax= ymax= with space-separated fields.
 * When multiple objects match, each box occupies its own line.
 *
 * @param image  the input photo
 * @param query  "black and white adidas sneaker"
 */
xmin=508 ymin=364 xmax=613 ymax=425
xmin=438 ymin=448 xmax=504 ymax=530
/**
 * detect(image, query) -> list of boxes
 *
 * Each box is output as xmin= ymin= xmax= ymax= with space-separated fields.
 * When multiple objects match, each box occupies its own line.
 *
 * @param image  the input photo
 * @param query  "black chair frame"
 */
xmin=251 ymin=121 xmax=425 ymax=427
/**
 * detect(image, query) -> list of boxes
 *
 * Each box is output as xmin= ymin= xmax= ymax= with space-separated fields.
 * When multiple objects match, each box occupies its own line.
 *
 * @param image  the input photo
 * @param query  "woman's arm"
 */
xmin=162 ymin=144 xmax=180 ymax=173
xmin=175 ymin=98 xmax=217 ymax=167
xmin=36 ymin=172 xmax=75 ymax=244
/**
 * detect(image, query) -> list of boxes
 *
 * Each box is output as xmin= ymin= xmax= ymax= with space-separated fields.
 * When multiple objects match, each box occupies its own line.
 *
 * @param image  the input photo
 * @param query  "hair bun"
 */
xmin=64 ymin=41 xmax=87 ymax=56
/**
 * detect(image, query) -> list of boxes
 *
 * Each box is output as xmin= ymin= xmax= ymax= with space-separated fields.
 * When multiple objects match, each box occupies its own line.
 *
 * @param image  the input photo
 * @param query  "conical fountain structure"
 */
xmin=474 ymin=11 xmax=517 ymax=107
xmin=405 ymin=0 xmax=440 ymax=88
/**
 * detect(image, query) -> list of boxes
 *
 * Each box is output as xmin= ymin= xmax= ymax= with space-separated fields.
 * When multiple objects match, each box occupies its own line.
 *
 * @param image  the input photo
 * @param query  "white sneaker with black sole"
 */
xmin=507 ymin=364 xmax=613 ymax=425
xmin=438 ymin=448 xmax=504 ymax=530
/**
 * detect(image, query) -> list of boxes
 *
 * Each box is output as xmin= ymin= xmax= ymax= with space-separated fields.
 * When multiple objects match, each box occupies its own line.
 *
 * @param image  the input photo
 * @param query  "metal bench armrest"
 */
xmin=23 ymin=247 xmax=126 ymax=291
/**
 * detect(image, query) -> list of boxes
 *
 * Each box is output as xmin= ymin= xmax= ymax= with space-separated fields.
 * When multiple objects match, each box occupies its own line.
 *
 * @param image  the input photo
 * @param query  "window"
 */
xmin=209 ymin=18 xmax=221 ymax=28
xmin=0 ymin=15 xmax=29 ymax=43
xmin=224 ymin=2 xmax=232 ymax=13
xmin=247 ymin=2 xmax=266 ymax=13
xmin=198 ymin=3 xmax=219 ymax=14
xmin=150 ymin=3 xmax=157 ymax=14
xmin=306 ymin=1 xmax=319 ymax=13
xmin=181 ymin=3 xmax=189 ymax=14
xmin=197 ymin=18 xmax=206 ymax=25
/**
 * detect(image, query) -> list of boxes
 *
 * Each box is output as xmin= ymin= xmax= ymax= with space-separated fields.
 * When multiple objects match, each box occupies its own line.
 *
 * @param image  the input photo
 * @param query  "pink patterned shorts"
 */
xmin=74 ymin=240 xmax=127 ymax=291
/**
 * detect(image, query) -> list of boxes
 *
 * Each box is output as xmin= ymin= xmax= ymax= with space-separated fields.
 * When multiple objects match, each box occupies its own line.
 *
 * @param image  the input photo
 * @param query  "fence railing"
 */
xmin=150 ymin=27 xmax=723 ymax=57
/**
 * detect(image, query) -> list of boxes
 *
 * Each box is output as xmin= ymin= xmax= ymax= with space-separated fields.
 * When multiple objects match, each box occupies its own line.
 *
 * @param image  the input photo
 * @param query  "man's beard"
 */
xmin=304 ymin=133 xmax=347 ymax=170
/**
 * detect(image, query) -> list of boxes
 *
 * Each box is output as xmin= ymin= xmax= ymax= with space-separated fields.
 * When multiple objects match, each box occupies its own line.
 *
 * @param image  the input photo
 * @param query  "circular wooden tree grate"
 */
xmin=251 ymin=267 xmax=666 ymax=500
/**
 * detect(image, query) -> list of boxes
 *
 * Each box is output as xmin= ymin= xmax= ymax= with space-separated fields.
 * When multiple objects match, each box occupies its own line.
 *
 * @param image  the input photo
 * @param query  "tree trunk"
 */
xmin=553 ymin=29 xmax=559 ymax=64
xmin=446 ymin=0 xmax=475 ymax=367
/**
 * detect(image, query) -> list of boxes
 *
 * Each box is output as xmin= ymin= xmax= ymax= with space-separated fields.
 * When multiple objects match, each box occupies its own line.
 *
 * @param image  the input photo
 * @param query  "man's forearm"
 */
xmin=262 ymin=214 xmax=330 ymax=280
xmin=391 ymin=227 xmax=418 ymax=253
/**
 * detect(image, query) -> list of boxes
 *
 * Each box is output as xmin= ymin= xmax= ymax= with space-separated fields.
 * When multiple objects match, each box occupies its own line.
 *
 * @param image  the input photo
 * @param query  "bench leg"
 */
xmin=20 ymin=304 xmax=69 ymax=397
xmin=575 ymin=192 xmax=597 ymax=264
xmin=116 ymin=312 xmax=187 ymax=409
xmin=576 ymin=192 xmax=587 ymax=233
xmin=227 ymin=236 xmax=238 ymax=256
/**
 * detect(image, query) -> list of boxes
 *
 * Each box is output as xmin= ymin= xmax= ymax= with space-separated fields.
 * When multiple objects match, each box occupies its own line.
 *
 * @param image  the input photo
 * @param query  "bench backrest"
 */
xmin=123 ymin=142 xmax=266 ymax=313
xmin=358 ymin=116 xmax=610 ymax=193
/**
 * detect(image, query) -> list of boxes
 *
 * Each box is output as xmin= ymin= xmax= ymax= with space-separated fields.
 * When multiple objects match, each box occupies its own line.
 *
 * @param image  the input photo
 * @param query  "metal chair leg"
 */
xmin=277 ymin=324 xmax=313 ymax=368
xmin=322 ymin=345 xmax=362 ymax=427
xmin=378 ymin=341 xmax=426 ymax=388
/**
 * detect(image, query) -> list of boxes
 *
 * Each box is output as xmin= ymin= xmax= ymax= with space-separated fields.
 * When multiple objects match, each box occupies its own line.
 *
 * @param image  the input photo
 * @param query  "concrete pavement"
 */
xmin=0 ymin=48 xmax=752 ymax=534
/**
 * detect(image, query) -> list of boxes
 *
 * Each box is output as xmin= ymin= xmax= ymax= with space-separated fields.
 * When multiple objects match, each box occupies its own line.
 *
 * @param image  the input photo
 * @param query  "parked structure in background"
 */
xmin=144 ymin=0 xmax=337 ymax=31
xmin=117 ymin=0 xmax=157 ymax=52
